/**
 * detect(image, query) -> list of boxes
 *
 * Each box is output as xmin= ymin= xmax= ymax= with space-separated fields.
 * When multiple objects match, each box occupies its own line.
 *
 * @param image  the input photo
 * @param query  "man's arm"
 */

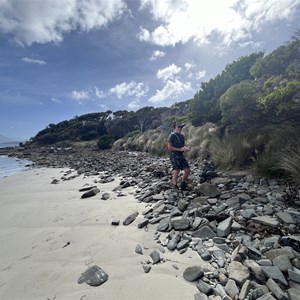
xmin=167 ymin=136 xmax=189 ymax=152
xmin=167 ymin=143 xmax=189 ymax=152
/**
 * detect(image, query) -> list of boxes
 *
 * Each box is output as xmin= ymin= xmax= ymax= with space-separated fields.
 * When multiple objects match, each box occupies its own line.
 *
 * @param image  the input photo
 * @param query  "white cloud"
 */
xmin=196 ymin=70 xmax=207 ymax=80
xmin=0 ymin=0 xmax=128 ymax=46
xmin=149 ymin=50 xmax=165 ymax=61
xmin=238 ymin=40 xmax=263 ymax=49
xmin=148 ymin=79 xmax=192 ymax=103
xmin=184 ymin=63 xmax=194 ymax=71
xmin=71 ymin=90 xmax=90 ymax=101
xmin=238 ymin=0 xmax=300 ymax=29
xmin=95 ymin=87 xmax=106 ymax=99
xmin=137 ymin=26 xmax=151 ymax=42
xmin=109 ymin=81 xmax=148 ymax=99
xmin=128 ymin=99 xmax=140 ymax=110
xmin=51 ymin=97 xmax=62 ymax=103
xmin=157 ymin=64 xmax=181 ymax=82
xmin=1 ymin=0 xmax=299 ymax=49
xmin=139 ymin=24 xmax=180 ymax=46
xmin=138 ymin=0 xmax=300 ymax=49
xmin=22 ymin=57 xmax=47 ymax=65
xmin=70 ymin=81 xmax=148 ymax=104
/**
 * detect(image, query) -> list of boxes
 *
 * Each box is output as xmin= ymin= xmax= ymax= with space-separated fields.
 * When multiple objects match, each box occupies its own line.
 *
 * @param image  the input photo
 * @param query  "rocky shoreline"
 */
xmin=1 ymin=145 xmax=300 ymax=300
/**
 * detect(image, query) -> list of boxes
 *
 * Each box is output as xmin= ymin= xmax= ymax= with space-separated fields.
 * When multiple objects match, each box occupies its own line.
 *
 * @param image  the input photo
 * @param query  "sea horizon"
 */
xmin=0 ymin=142 xmax=22 ymax=148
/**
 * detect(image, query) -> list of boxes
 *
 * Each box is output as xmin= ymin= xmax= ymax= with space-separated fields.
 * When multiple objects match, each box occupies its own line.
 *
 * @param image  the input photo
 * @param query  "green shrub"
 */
xmin=124 ymin=130 xmax=142 ymax=138
xmin=165 ymin=115 xmax=188 ymax=126
xmin=36 ymin=132 xmax=59 ymax=144
xmin=97 ymin=135 xmax=114 ymax=150
xmin=80 ymin=130 xmax=98 ymax=141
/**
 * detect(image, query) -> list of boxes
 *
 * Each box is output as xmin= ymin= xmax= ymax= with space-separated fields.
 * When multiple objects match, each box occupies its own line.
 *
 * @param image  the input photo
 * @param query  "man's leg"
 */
xmin=182 ymin=167 xmax=190 ymax=182
xmin=180 ymin=167 xmax=190 ymax=190
xmin=172 ymin=169 xmax=180 ymax=187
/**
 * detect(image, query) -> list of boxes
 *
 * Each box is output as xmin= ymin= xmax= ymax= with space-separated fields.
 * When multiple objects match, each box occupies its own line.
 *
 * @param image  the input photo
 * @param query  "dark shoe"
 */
xmin=180 ymin=181 xmax=187 ymax=190
xmin=173 ymin=184 xmax=179 ymax=190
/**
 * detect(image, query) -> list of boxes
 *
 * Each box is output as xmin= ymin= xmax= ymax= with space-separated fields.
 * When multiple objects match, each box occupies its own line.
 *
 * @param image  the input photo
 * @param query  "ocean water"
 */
xmin=0 ymin=143 xmax=32 ymax=178
xmin=0 ymin=142 xmax=21 ymax=148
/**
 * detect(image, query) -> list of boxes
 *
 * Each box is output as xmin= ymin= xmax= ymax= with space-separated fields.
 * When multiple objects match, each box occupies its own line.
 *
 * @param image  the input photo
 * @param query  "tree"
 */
xmin=190 ymin=53 xmax=262 ymax=125
xmin=36 ymin=132 xmax=59 ymax=144
xmin=80 ymin=131 xmax=98 ymax=141
xmin=135 ymin=106 xmax=155 ymax=131
xmin=258 ymin=78 xmax=300 ymax=122
xmin=220 ymin=80 xmax=261 ymax=129
xmin=113 ymin=110 xmax=131 ymax=119
xmin=106 ymin=118 xmax=135 ymax=140
xmin=250 ymin=39 xmax=300 ymax=79
xmin=96 ymin=121 xmax=108 ymax=136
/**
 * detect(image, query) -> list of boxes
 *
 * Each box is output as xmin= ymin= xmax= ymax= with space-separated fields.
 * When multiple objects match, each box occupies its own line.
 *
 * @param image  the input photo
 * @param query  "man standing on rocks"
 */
xmin=167 ymin=122 xmax=191 ymax=190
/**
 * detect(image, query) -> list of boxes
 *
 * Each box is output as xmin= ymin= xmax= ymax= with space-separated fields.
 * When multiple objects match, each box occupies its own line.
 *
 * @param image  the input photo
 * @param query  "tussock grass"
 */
xmin=113 ymin=129 xmax=169 ymax=156
xmin=277 ymin=142 xmax=300 ymax=185
xmin=251 ymin=124 xmax=299 ymax=178
xmin=209 ymin=123 xmax=299 ymax=173
xmin=113 ymin=122 xmax=300 ymax=185
xmin=252 ymin=152 xmax=283 ymax=178
xmin=183 ymin=123 xmax=218 ymax=160
xmin=112 ymin=123 xmax=218 ymax=158
xmin=209 ymin=135 xmax=253 ymax=170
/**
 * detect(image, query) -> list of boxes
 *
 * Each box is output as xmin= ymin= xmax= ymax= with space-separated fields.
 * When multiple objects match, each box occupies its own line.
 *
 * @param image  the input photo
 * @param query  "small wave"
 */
xmin=0 ymin=156 xmax=32 ymax=178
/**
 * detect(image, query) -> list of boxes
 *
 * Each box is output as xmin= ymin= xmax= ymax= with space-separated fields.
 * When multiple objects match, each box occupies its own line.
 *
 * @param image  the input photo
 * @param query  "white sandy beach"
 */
xmin=0 ymin=167 xmax=203 ymax=300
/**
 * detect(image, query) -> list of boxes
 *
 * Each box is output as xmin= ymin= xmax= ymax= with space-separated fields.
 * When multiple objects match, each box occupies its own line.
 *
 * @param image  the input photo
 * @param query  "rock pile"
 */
xmin=131 ymin=165 xmax=300 ymax=299
xmin=2 ymin=146 xmax=300 ymax=299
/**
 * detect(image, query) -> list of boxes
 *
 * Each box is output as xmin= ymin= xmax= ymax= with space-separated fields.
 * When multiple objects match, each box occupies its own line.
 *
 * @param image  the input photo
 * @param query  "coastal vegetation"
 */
xmin=26 ymin=35 xmax=300 ymax=185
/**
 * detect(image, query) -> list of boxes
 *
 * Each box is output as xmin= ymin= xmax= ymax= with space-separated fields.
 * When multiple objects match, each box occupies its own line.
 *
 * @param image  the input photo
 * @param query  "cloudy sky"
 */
xmin=0 ymin=0 xmax=300 ymax=139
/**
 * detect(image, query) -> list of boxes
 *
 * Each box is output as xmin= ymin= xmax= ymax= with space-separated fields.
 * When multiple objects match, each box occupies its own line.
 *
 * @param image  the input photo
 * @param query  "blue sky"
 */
xmin=0 ymin=0 xmax=300 ymax=140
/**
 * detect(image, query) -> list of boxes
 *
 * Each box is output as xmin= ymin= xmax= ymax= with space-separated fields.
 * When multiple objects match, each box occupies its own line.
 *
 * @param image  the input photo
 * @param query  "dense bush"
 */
xmin=36 ymin=132 xmax=59 ymax=144
xmin=80 ymin=130 xmax=98 ymax=141
xmin=97 ymin=135 xmax=114 ymax=150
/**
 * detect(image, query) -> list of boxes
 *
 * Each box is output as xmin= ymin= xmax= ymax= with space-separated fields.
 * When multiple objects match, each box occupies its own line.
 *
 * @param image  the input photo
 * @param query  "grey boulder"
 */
xmin=77 ymin=265 xmax=108 ymax=286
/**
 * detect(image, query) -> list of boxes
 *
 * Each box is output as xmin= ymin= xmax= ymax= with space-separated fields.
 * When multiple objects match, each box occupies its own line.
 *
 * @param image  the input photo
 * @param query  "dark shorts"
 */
xmin=170 ymin=153 xmax=190 ymax=170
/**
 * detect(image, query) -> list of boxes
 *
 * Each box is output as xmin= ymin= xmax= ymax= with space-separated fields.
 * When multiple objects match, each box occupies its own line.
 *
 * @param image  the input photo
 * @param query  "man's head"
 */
xmin=174 ymin=122 xmax=185 ymax=129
